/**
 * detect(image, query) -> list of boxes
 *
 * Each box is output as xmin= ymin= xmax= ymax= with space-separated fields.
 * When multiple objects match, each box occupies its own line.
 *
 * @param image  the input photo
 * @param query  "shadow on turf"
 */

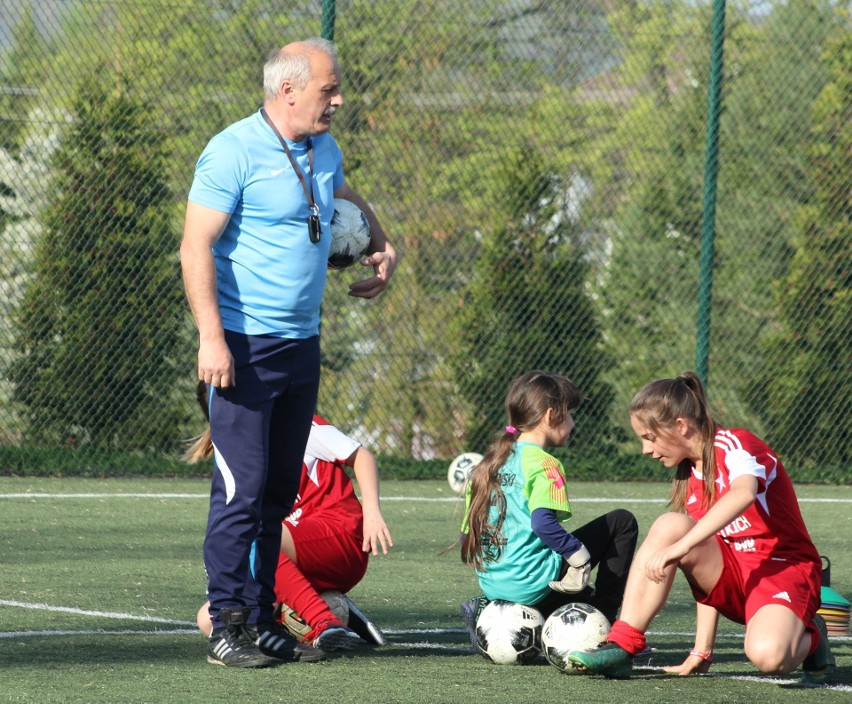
xmin=1 ymin=633 xmax=200 ymax=668
xmin=777 ymin=668 xmax=851 ymax=690
xmin=253 ymin=634 xmax=852 ymax=692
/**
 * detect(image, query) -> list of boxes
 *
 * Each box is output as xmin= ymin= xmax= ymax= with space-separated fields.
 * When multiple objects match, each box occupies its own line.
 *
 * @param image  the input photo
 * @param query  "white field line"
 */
xmin=3 ymin=598 xmax=849 ymax=645
xmin=0 ymin=493 xmax=850 ymax=504
xmin=0 ymin=599 xmax=758 ymax=641
xmin=0 ymin=599 xmax=196 ymax=626
xmin=0 ymin=493 xmax=210 ymax=499
xmin=2 ymin=600 xmax=850 ymax=691
xmin=712 ymin=674 xmax=852 ymax=692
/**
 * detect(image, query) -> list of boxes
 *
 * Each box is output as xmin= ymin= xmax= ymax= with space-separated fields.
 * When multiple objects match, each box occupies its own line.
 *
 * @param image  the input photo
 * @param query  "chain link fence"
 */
xmin=0 ymin=1 xmax=848 ymax=476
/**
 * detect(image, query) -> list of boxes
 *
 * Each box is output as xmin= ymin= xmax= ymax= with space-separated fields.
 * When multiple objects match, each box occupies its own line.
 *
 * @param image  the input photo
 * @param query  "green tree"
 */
xmin=11 ymin=65 xmax=185 ymax=451
xmin=316 ymin=1 xmax=507 ymax=456
xmin=590 ymin=1 xmax=709 ymax=437
xmin=707 ymin=0 xmax=846 ymax=424
xmin=747 ymin=31 xmax=851 ymax=470
xmin=319 ymin=1 xmax=625 ymax=457
xmin=593 ymin=0 xmax=847 ymax=438
xmin=452 ymin=144 xmax=615 ymax=457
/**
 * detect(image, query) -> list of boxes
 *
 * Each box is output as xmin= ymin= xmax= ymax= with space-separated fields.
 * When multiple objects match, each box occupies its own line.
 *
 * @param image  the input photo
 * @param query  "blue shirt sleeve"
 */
xmin=531 ymin=507 xmax=583 ymax=558
xmin=188 ymin=131 xmax=247 ymax=214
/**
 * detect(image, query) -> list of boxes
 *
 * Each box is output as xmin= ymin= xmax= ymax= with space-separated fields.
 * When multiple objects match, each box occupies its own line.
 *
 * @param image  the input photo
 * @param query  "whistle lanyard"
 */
xmin=261 ymin=108 xmax=321 ymax=243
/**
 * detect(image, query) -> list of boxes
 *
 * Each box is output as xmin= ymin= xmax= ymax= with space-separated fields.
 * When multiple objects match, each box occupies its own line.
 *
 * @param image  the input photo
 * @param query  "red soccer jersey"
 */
xmin=685 ymin=427 xmax=819 ymax=566
xmin=284 ymin=415 xmax=362 ymax=527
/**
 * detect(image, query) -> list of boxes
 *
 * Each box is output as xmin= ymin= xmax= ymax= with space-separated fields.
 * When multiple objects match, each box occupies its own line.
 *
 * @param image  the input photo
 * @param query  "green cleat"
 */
xmin=568 ymin=642 xmax=633 ymax=679
xmin=800 ymin=614 xmax=835 ymax=686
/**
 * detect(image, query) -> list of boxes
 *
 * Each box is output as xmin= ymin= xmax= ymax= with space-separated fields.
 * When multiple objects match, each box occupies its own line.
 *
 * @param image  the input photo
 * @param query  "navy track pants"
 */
xmin=204 ymin=332 xmax=320 ymax=629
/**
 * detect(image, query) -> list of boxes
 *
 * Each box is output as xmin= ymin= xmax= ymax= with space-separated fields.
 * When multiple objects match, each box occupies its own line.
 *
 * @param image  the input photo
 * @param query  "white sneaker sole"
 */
xmin=314 ymin=626 xmax=362 ymax=651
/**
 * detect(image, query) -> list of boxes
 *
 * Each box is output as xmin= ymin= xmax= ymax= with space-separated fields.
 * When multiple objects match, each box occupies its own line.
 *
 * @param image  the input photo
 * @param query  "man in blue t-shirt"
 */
xmin=180 ymin=37 xmax=397 ymax=669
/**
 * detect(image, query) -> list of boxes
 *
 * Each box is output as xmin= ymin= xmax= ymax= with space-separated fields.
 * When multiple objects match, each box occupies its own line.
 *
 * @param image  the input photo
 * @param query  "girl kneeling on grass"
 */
xmin=568 ymin=372 xmax=835 ymax=685
xmin=460 ymin=371 xmax=638 ymax=640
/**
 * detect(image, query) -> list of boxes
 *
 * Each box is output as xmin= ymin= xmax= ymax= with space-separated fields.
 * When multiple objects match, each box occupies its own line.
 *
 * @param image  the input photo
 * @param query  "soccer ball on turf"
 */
xmin=541 ymin=602 xmax=611 ymax=674
xmin=447 ymin=452 xmax=483 ymax=494
xmin=475 ymin=600 xmax=544 ymax=665
xmin=320 ymin=590 xmax=350 ymax=624
xmin=328 ymin=198 xmax=371 ymax=269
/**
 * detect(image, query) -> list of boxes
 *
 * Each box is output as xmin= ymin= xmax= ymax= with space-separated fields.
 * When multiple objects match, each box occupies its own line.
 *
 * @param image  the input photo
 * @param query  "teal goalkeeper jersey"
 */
xmin=462 ymin=442 xmax=573 ymax=604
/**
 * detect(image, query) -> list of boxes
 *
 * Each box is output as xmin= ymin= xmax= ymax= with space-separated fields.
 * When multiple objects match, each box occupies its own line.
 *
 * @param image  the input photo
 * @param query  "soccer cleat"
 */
xmin=460 ymin=595 xmax=490 ymax=650
xmin=206 ymin=608 xmax=274 ymax=668
xmin=568 ymin=642 xmax=634 ymax=679
xmin=634 ymin=644 xmax=654 ymax=663
xmin=245 ymin=621 xmax=326 ymax=662
xmin=800 ymin=614 xmax=835 ymax=686
xmin=313 ymin=624 xmax=362 ymax=651
xmin=343 ymin=594 xmax=387 ymax=646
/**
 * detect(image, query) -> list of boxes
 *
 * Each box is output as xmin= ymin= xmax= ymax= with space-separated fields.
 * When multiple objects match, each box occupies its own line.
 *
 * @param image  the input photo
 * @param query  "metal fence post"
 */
xmin=322 ymin=0 xmax=337 ymax=41
xmin=695 ymin=0 xmax=727 ymax=386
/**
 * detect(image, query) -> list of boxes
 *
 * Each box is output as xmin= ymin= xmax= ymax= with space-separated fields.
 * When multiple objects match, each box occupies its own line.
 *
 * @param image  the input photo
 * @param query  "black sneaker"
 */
xmin=206 ymin=608 xmax=274 ymax=668
xmin=245 ymin=621 xmax=326 ymax=662
xmin=800 ymin=614 xmax=836 ymax=686
xmin=460 ymin=596 xmax=489 ymax=650
xmin=343 ymin=594 xmax=387 ymax=646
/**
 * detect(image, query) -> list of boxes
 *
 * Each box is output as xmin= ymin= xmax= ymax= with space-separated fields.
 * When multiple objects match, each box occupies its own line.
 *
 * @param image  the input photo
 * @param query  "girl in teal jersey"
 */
xmin=460 ymin=371 xmax=637 ymax=640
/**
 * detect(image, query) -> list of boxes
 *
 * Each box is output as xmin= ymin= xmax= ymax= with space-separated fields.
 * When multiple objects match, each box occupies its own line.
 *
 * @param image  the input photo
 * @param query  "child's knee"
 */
xmin=611 ymin=508 xmax=638 ymax=535
xmin=745 ymin=636 xmax=793 ymax=674
xmin=647 ymin=512 xmax=692 ymax=544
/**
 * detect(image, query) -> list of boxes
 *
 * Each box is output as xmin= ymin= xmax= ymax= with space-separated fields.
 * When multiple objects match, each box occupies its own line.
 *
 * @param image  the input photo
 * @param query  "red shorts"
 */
xmin=280 ymin=506 xmax=368 ymax=594
xmin=691 ymin=535 xmax=821 ymax=626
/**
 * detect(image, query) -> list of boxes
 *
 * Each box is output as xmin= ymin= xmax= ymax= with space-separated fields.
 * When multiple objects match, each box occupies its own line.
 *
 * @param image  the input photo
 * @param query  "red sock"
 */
xmin=273 ymin=553 xmax=339 ymax=635
xmin=606 ymin=620 xmax=647 ymax=656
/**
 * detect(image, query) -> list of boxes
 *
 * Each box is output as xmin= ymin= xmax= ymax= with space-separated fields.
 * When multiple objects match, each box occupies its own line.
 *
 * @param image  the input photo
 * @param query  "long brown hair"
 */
xmin=460 ymin=371 xmax=582 ymax=570
xmin=184 ymin=380 xmax=213 ymax=463
xmin=629 ymin=371 xmax=718 ymax=511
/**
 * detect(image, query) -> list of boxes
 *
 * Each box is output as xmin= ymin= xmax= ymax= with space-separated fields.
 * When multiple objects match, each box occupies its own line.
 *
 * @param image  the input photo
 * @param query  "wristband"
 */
xmin=689 ymin=650 xmax=714 ymax=663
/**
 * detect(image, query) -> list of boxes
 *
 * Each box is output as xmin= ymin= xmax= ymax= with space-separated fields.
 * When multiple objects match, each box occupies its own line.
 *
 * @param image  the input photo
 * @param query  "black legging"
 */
xmin=533 ymin=508 xmax=638 ymax=624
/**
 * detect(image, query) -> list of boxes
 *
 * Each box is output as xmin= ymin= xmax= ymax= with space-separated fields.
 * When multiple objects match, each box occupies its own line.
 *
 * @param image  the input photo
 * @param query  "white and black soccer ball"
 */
xmin=475 ymin=600 xmax=544 ymax=665
xmin=320 ymin=590 xmax=350 ymax=624
xmin=328 ymin=198 xmax=371 ymax=269
xmin=447 ymin=452 xmax=483 ymax=494
xmin=541 ymin=602 xmax=611 ymax=674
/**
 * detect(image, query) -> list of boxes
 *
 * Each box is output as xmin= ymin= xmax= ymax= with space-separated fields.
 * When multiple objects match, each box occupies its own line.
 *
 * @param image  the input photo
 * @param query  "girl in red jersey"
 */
xmin=568 ymin=372 xmax=834 ymax=685
xmin=190 ymin=383 xmax=393 ymax=651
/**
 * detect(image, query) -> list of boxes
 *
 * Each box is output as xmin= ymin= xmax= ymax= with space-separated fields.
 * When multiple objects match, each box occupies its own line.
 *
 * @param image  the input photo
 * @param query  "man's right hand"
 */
xmin=198 ymin=337 xmax=235 ymax=388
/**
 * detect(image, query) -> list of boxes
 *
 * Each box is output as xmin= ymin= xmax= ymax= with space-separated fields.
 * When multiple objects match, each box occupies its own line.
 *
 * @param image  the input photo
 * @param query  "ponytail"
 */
xmin=679 ymin=373 xmax=718 ymax=508
xmin=184 ymin=427 xmax=214 ymax=463
xmin=460 ymin=429 xmax=517 ymax=570
xmin=183 ymin=380 xmax=214 ymax=463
